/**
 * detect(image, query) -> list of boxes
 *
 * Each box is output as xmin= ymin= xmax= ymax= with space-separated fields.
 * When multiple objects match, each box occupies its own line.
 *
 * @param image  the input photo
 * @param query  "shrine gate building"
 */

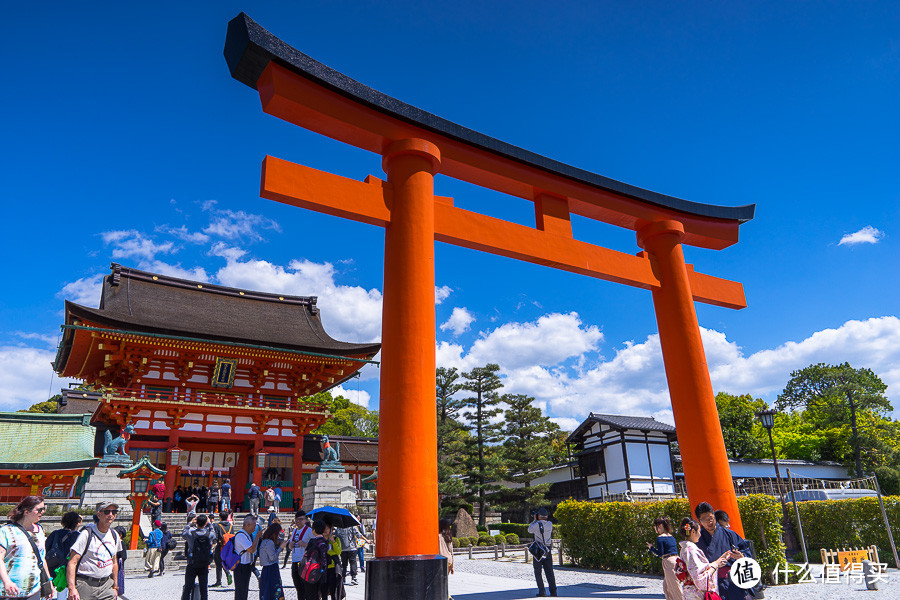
xmin=53 ymin=263 xmax=380 ymax=509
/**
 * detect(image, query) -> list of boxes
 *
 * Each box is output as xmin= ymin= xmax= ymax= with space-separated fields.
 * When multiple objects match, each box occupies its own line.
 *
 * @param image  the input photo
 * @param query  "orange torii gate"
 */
xmin=225 ymin=13 xmax=755 ymax=599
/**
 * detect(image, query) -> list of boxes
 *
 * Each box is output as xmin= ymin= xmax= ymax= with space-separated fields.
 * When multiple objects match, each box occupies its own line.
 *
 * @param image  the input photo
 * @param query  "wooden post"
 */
xmin=786 ymin=469 xmax=809 ymax=564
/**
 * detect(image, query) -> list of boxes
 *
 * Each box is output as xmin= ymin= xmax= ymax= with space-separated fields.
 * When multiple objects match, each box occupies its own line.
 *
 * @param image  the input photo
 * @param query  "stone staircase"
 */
xmin=79 ymin=466 xmax=135 ymax=518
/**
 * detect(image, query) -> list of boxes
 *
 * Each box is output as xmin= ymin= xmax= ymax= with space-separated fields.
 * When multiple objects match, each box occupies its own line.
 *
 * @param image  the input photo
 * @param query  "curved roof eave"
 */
xmin=224 ymin=12 xmax=755 ymax=225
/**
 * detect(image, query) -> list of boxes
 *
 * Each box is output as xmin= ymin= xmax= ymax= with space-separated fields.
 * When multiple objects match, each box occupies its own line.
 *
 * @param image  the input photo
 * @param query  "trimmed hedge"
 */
xmin=495 ymin=522 xmax=529 ymax=538
xmin=787 ymin=496 xmax=900 ymax=564
xmin=493 ymin=534 xmax=506 ymax=545
xmin=505 ymin=533 xmax=519 ymax=544
xmin=555 ymin=495 xmax=785 ymax=583
xmin=451 ymin=537 xmax=460 ymax=548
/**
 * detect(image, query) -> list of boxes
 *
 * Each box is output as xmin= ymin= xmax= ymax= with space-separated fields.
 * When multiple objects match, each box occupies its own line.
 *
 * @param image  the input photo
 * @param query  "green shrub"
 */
xmin=476 ymin=524 xmax=487 ymax=532
xmin=787 ymin=496 xmax=900 ymax=564
xmin=554 ymin=495 xmax=785 ymax=583
xmin=478 ymin=540 xmax=490 ymax=546
xmin=505 ymin=533 xmax=520 ymax=544
xmin=464 ymin=537 xmax=477 ymax=546
xmin=493 ymin=534 xmax=506 ymax=545
xmin=451 ymin=537 xmax=460 ymax=548
xmin=496 ymin=522 xmax=530 ymax=538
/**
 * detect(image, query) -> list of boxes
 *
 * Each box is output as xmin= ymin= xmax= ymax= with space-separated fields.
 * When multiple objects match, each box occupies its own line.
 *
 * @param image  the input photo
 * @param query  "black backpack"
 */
xmin=190 ymin=534 xmax=213 ymax=569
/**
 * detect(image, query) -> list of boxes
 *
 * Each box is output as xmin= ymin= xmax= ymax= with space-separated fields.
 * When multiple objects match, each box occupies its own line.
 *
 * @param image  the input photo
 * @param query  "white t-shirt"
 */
xmin=233 ymin=530 xmax=255 ymax=565
xmin=70 ymin=524 xmax=122 ymax=578
xmin=290 ymin=524 xmax=314 ymax=563
xmin=528 ymin=520 xmax=553 ymax=548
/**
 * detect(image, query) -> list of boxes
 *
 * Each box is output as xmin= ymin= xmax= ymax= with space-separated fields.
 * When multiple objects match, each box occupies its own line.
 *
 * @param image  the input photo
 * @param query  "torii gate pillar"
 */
xmin=366 ymin=139 xmax=447 ymax=596
xmin=638 ymin=220 xmax=741 ymax=526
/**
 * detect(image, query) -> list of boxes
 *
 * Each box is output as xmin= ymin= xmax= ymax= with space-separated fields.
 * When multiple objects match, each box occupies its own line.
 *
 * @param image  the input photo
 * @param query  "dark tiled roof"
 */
xmin=567 ymin=412 xmax=675 ymax=443
xmin=0 ymin=412 xmax=97 ymax=470
xmin=63 ymin=264 xmax=380 ymax=357
xmin=302 ymin=434 xmax=378 ymax=464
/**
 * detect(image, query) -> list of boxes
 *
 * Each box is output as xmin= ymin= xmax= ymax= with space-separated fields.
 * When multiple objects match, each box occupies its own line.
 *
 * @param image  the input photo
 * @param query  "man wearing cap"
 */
xmin=66 ymin=501 xmax=124 ymax=600
xmin=145 ymin=520 xmax=164 ymax=577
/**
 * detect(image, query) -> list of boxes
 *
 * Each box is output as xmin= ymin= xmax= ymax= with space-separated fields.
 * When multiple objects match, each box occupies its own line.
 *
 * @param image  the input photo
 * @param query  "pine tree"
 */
xmin=436 ymin=367 xmax=467 ymax=506
xmin=501 ymin=393 xmax=559 ymax=520
xmin=461 ymin=363 xmax=505 ymax=526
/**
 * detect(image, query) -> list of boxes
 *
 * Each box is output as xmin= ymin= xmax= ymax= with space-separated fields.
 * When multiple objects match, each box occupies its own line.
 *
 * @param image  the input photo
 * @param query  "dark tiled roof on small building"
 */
xmin=60 ymin=264 xmax=380 ymax=359
xmin=567 ymin=412 xmax=676 ymax=443
xmin=0 ymin=412 xmax=98 ymax=470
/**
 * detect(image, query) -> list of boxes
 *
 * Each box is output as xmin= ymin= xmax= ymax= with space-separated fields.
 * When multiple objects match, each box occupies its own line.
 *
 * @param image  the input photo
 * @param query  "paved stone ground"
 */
xmin=116 ymin=555 xmax=900 ymax=600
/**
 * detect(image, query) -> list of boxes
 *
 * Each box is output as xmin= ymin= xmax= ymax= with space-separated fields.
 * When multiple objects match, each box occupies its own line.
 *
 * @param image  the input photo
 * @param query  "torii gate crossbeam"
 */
xmin=225 ymin=13 xmax=755 ymax=600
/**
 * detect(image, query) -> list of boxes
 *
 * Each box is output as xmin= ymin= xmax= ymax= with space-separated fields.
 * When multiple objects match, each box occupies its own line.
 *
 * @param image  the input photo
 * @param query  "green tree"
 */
xmin=776 ymin=363 xmax=891 ymax=477
xmin=715 ymin=392 xmax=768 ymax=459
xmin=436 ymin=367 xmax=467 ymax=505
xmin=461 ymin=363 xmax=505 ymax=526
xmin=18 ymin=396 xmax=59 ymax=413
xmin=312 ymin=391 xmax=379 ymax=437
xmin=501 ymin=393 xmax=559 ymax=519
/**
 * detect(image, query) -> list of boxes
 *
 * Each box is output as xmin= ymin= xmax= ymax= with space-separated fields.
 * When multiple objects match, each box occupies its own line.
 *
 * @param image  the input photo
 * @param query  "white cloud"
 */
xmin=440 ymin=307 xmax=475 ymax=336
xmin=330 ymin=384 xmax=371 ymax=408
xmin=101 ymin=230 xmax=176 ymax=260
xmin=0 ymin=346 xmax=76 ymax=411
xmin=203 ymin=209 xmax=281 ymax=241
xmin=59 ymin=274 xmax=104 ymax=306
xmin=157 ymin=225 xmax=210 ymax=244
xmin=436 ymin=313 xmax=900 ymax=426
xmin=549 ymin=416 xmax=581 ymax=432
xmin=216 ymin=258 xmax=382 ymax=343
xmin=435 ymin=286 xmax=452 ymax=305
xmin=13 ymin=332 xmax=58 ymax=347
xmin=209 ymin=242 xmax=248 ymax=262
xmin=838 ymin=226 xmax=885 ymax=246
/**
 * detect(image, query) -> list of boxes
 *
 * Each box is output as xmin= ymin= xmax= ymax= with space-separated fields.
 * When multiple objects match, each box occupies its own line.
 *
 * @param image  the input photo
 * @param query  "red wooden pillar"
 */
xmin=376 ymin=138 xmax=441 ymax=559
xmin=163 ymin=430 xmax=179 ymax=507
xmin=637 ymin=220 xmax=743 ymax=535
xmin=294 ymin=435 xmax=304 ymax=510
xmin=252 ymin=438 xmax=263 ymax=487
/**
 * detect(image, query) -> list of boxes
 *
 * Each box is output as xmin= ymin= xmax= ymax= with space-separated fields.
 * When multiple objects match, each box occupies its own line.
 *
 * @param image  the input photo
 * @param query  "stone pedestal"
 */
xmin=79 ymin=466 xmax=136 ymax=518
xmin=302 ymin=471 xmax=358 ymax=510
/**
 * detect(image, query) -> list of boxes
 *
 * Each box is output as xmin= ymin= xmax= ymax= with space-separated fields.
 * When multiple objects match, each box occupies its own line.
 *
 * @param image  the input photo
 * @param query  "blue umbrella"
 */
xmin=306 ymin=506 xmax=362 ymax=528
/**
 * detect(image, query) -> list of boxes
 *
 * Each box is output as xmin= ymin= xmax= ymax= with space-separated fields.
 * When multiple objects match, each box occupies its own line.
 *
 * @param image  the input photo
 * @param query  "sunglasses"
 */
xmin=31 ymin=507 xmax=46 ymax=513
xmin=101 ymin=509 xmax=118 ymax=515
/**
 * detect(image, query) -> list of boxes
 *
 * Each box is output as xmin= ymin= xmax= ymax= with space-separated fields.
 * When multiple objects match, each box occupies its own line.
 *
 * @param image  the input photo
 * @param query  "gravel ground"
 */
xmin=454 ymin=555 xmax=900 ymax=599
xmin=113 ymin=555 xmax=900 ymax=600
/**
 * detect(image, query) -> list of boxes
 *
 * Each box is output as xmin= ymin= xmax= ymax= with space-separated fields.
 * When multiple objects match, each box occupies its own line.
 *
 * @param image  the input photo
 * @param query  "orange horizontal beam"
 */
xmin=261 ymin=156 xmax=746 ymax=309
xmin=257 ymin=62 xmax=744 ymax=250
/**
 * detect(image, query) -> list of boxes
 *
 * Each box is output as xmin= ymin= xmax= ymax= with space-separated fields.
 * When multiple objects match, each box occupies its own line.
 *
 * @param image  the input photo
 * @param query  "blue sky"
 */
xmin=1 ymin=2 xmax=897 ymax=429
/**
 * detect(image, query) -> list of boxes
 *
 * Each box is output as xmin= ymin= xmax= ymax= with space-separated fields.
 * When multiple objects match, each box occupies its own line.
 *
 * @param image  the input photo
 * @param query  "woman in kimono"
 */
xmin=677 ymin=518 xmax=732 ymax=600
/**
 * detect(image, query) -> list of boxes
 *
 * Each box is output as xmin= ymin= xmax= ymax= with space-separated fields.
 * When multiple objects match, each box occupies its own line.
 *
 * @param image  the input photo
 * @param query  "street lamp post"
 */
xmin=756 ymin=408 xmax=795 ymax=545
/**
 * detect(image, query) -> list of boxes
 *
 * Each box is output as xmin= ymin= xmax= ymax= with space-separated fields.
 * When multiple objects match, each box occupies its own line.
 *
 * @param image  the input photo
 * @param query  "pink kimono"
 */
xmin=677 ymin=540 xmax=719 ymax=600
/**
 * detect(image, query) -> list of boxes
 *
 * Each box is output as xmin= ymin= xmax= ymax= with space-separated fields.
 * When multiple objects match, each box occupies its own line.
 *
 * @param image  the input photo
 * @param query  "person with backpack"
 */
xmin=112 ymin=526 xmax=127 ymax=597
xmin=144 ymin=520 xmax=163 ymax=577
xmin=232 ymin=515 xmax=258 ymax=600
xmin=299 ymin=521 xmax=329 ymax=600
xmin=288 ymin=511 xmax=313 ymax=594
xmin=528 ymin=508 xmax=557 ymax=597
xmin=181 ymin=513 xmax=215 ymax=600
xmin=158 ymin=524 xmax=173 ymax=576
xmin=66 ymin=501 xmax=122 ymax=600
xmin=220 ymin=479 xmax=232 ymax=513
xmin=44 ymin=511 xmax=82 ymax=598
xmin=211 ymin=512 xmax=233 ymax=588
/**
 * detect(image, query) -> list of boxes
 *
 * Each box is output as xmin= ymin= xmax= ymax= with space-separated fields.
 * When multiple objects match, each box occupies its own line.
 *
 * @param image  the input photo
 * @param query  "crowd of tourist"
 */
xmin=647 ymin=502 xmax=756 ymax=600
xmin=0 ymin=491 xmax=756 ymax=600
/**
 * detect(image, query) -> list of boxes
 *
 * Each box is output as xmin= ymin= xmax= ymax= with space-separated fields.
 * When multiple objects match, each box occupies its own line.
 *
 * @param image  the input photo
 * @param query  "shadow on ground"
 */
xmin=453 ymin=582 xmax=663 ymax=600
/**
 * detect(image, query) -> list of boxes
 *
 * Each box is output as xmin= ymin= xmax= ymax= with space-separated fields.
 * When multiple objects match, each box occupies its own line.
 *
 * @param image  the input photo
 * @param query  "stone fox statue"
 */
xmin=104 ymin=424 xmax=134 ymax=455
xmin=322 ymin=434 xmax=340 ymax=462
